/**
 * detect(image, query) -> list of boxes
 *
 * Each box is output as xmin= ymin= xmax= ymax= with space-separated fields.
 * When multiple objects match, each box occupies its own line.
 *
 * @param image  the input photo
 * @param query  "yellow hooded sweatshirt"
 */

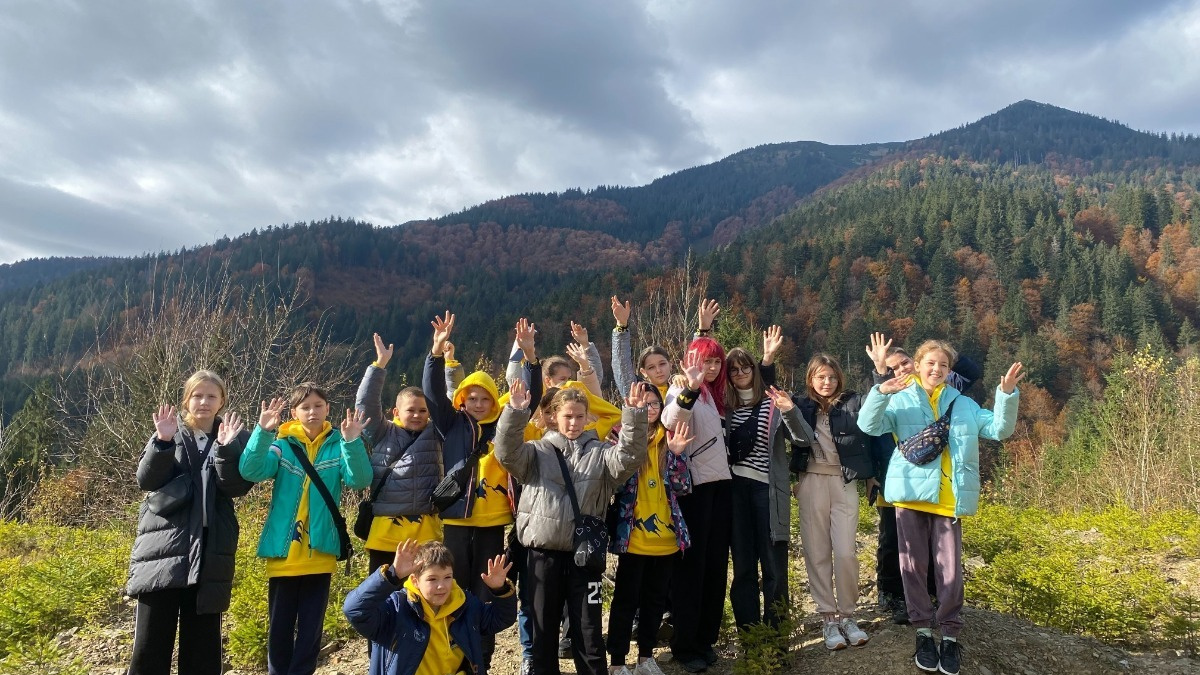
xmin=267 ymin=420 xmax=338 ymax=578
xmin=444 ymin=371 xmax=513 ymax=528
xmin=509 ymin=380 xmax=623 ymax=442
xmin=403 ymin=576 xmax=467 ymax=675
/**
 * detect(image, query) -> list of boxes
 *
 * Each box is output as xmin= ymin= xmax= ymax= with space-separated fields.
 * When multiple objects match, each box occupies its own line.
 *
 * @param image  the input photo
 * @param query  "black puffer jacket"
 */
xmin=356 ymin=364 xmax=444 ymax=517
xmin=125 ymin=419 xmax=252 ymax=614
xmin=792 ymin=393 xmax=876 ymax=482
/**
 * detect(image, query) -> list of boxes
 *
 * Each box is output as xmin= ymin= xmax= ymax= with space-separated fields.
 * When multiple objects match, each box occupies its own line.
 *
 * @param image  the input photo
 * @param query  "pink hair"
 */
xmin=686 ymin=336 xmax=727 ymax=417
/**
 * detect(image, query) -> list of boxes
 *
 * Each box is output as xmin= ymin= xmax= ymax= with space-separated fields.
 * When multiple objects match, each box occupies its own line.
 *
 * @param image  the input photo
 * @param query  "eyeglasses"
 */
xmin=730 ymin=365 xmax=755 ymax=375
xmin=646 ymin=402 xmax=663 ymax=409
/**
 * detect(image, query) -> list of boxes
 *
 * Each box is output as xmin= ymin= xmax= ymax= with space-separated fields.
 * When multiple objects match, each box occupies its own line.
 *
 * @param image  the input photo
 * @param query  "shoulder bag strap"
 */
xmin=286 ymin=440 xmax=350 ymax=538
xmin=552 ymin=449 xmax=583 ymax=524
xmin=366 ymin=440 xmax=408 ymax=504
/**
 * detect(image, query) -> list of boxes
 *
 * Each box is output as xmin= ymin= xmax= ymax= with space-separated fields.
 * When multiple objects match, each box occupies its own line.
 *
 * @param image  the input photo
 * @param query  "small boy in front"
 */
xmin=343 ymin=539 xmax=517 ymax=675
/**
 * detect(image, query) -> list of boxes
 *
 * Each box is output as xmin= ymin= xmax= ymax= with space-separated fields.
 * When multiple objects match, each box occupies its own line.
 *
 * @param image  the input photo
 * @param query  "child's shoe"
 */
xmin=838 ymin=617 xmax=869 ymax=646
xmin=914 ymin=633 xmax=939 ymax=672
xmin=633 ymin=658 xmax=666 ymax=675
xmin=938 ymin=639 xmax=961 ymax=675
xmin=823 ymin=621 xmax=848 ymax=650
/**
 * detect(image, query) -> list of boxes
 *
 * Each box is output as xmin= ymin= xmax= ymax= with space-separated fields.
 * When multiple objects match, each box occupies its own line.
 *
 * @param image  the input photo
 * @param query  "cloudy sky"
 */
xmin=1 ymin=0 xmax=1198 ymax=263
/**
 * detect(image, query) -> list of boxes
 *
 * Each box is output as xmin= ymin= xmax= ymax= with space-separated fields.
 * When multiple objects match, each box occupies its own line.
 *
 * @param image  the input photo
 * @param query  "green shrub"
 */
xmin=0 ymin=521 xmax=130 ymax=657
xmin=964 ymin=503 xmax=1200 ymax=646
xmin=0 ymin=636 xmax=88 ymax=675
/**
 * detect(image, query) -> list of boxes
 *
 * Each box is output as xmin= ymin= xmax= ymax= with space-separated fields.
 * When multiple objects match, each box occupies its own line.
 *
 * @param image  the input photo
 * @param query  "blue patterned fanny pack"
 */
xmin=897 ymin=399 xmax=957 ymax=465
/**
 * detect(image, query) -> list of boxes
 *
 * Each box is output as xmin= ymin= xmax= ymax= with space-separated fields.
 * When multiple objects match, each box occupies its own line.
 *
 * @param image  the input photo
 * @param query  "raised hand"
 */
xmin=878 ymin=375 xmax=913 ymax=395
xmin=216 ymin=411 xmax=245 ymax=445
xmin=515 ymin=318 xmax=537 ymax=362
xmin=431 ymin=311 xmax=455 ymax=357
xmin=667 ymin=419 xmax=694 ymax=455
xmin=392 ymin=539 xmax=419 ymax=578
xmin=153 ymin=404 xmax=178 ymax=441
xmin=999 ymin=362 xmax=1026 ymax=395
xmin=340 ymin=408 xmax=370 ymax=442
xmin=481 ymin=552 xmax=513 ymax=592
xmin=570 ymin=321 xmax=589 ymax=346
xmin=373 ymin=332 xmax=395 ymax=368
xmin=762 ymin=325 xmax=783 ymax=365
xmin=698 ymin=298 xmax=720 ymax=332
xmin=443 ymin=340 xmax=456 ymax=363
xmin=258 ymin=398 xmax=286 ymax=432
xmin=625 ymin=381 xmax=650 ymax=409
xmin=680 ymin=350 xmax=704 ymax=390
xmin=765 ymin=385 xmax=795 ymax=412
xmin=566 ymin=342 xmax=591 ymax=370
xmin=509 ymin=378 xmax=531 ymax=411
xmin=865 ymin=332 xmax=892 ymax=374
xmin=611 ymin=295 xmax=631 ymax=327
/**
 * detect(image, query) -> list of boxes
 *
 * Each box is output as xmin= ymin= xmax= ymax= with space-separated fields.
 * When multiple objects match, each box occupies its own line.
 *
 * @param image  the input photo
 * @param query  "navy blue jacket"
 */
xmin=343 ymin=566 xmax=517 ymax=675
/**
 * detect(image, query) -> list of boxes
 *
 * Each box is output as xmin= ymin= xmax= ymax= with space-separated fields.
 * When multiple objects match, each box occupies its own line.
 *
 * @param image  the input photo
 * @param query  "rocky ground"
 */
xmin=64 ymin=532 xmax=1198 ymax=675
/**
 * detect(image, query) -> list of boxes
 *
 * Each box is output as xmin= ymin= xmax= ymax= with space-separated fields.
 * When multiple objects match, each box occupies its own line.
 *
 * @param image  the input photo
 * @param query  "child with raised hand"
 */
xmin=423 ymin=312 xmax=536 ymax=672
xmin=858 ymin=340 xmax=1024 ymax=675
xmin=126 ymin=370 xmax=252 ymax=675
xmin=240 ymin=386 xmax=373 ymax=675
xmin=495 ymin=379 xmax=649 ymax=675
xmin=606 ymin=405 xmax=695 ymax=675
xmin=356 ymin=333 xmax=445 ymax=575
xmin=725 ymin=344 xmax=816 ymax=637
xmin=343 ymin=539 xmax=517 ymax=675
xmin=610 ymin=295 xmax=673 ymax=399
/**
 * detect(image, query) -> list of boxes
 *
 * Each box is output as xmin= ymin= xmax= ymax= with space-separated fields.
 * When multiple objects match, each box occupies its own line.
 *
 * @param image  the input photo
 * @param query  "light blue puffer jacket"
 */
xmin=857 ymin=383 xmax=1019 ymax=518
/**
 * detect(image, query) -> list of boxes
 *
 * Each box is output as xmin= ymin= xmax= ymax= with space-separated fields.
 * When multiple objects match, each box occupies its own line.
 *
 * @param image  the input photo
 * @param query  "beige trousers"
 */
xmin=795 ymin=472 xmax=860 ymax=616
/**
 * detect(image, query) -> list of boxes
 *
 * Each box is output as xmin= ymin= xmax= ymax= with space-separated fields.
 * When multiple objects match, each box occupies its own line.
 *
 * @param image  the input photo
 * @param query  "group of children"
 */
xmin=125 ymin=297 xmax=1024 ymax=675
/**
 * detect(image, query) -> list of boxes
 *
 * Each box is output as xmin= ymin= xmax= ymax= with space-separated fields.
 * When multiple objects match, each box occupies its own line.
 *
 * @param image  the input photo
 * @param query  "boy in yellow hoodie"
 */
xmin=343 ymin=539 xmax=517 ymax=675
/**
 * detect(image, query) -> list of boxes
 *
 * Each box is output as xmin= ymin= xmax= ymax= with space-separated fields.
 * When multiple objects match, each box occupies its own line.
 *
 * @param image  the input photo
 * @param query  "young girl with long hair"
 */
xmin=724 ymin=346 xmax=814 ymax=636
xmin=858 ymin=340 xmax=1023 ymax=675
xmin=606 ymin=385 xmax=694 ymax=675
xmin=126 ymin=370 xmax=252 ymax=675
xmin=793 ymin=354 xmax=879 ymax=651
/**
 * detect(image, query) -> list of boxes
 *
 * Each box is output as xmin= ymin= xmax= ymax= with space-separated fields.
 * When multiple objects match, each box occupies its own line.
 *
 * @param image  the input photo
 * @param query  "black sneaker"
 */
xmin=890 ymin=596 xmax=911 ymax=625
xmin=558 ymin=637 xmax=572 ymax=659
xmin=938 ymin=639 xmax=961 ymax=675
xmin=914 ymin=634 xmax=939 ymax=672
xmin=700 ymin=646 xmax=718 ymax=666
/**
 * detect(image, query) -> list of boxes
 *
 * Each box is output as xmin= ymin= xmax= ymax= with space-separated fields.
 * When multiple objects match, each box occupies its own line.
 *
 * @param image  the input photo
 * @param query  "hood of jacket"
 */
xmin=453 ymin=371 xmax=501 ymax=426
xmin=276 ymin=419 xmax=332 ymax=446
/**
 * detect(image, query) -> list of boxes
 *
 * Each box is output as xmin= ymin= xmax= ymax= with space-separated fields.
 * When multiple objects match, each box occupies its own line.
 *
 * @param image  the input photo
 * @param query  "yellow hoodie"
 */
xmin=444 ymin=372 xmax=513 ymax=528
xmin=266 ymin=420 xmax=338 ymax=578
xmin=508 ymin=380 xmax=623 ymax=442
xmin=403 ymin=576 xmax=467 ymax=675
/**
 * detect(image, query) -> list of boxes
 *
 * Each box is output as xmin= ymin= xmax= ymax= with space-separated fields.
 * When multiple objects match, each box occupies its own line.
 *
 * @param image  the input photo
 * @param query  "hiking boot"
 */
xmin=839 ymin=617 xmax=869 ymax=646
xmin=634 ymin=658 xmax=666 ymax=675
xmin=700 ymin=646 xmax=718 ymax=665
xmin=938 ymin=639 xmax=961 ymax=675
xmin=914 ymin=633 xmax=939 ymax=672
xmin=823 ymin=621 xmax=848 ymax=650
xmin=558 ymin=637 xmax=572 ymax=659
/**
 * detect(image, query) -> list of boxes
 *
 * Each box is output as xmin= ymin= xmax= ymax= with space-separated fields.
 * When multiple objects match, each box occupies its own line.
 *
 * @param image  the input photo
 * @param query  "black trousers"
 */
xmin=608 ymin=551 xmax=677 ymax=665
xmin=729 ymin=475 xmax=789 ymax=630
xmin=267 ymin=573 xmax=332 ymax=675
xmin=525 ymin=547 xmax=606 ymax=675
xmin=445 ymin=524 xmax=506 ymax=669
xmin=127 ymin=585 xmax=222 ymax=675
xmin=669 ymin=479 xmax=732 ymax=661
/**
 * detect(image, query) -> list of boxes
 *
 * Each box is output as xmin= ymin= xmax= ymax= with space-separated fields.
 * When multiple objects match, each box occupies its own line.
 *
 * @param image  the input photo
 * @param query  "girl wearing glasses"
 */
xmin=724 ymin=343 xmax=815 ymax=640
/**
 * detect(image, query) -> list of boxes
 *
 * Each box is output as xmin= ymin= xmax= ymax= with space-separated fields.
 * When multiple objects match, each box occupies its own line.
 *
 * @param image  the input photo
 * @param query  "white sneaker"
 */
xmin=839 ymin=617 xmax=869 ymax=646
xmin=823 ymin=621 xmax=848 ymax=650
xmin=610 ymin=666 xmax=634 ymax=675
xmin=634 ymin=658 xmax=666 ymax=675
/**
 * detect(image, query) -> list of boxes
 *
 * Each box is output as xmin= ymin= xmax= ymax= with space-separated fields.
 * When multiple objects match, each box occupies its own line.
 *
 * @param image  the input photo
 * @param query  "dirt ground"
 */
xmin=69 ymin=530 xmax=1198 ymax=675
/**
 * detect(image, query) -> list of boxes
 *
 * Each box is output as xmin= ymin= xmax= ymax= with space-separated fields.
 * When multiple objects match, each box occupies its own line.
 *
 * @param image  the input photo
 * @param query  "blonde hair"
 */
xmin=180 ymin=370 xmax=227 ymax=429
xmin=913 ymin=340 xmax=958 ymax=368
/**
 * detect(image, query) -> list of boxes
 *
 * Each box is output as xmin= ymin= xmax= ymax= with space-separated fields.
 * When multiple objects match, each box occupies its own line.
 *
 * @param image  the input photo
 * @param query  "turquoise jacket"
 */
xmin=857 ymin=383 xmax=1019 ymax=518
xmin=240 ymin=423 xmax=372 ymax=558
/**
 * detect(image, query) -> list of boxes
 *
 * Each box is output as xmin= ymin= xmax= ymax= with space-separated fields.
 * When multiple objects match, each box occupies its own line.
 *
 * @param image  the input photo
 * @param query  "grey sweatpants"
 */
xmin=895 ymin=507 xmax=965 ymax=637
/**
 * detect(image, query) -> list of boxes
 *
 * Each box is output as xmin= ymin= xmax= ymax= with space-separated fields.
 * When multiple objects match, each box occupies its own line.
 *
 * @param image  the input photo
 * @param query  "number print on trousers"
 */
xmin=587 ymin=581 xmax=602 ymax=605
